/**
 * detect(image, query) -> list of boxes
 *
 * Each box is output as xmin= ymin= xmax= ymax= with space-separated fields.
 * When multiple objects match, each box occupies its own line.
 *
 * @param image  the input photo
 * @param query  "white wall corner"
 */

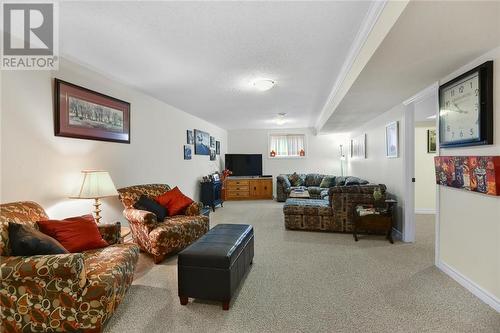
xmin=437 ymin=260 xmax=500 ymax=313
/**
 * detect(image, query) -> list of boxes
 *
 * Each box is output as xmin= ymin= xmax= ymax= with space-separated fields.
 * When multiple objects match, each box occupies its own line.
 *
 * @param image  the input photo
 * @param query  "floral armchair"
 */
xmin=0 ymin=201 xmax=139 ymax=333
xmin=117 ymin=184 xmax=209 ymax=264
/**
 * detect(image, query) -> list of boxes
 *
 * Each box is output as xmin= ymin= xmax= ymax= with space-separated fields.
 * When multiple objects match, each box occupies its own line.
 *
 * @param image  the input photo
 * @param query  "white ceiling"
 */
xmin=321 ymin=0 xmax=500 ymax=133
xmin=60 ymin=1 xmax=372 ymax=130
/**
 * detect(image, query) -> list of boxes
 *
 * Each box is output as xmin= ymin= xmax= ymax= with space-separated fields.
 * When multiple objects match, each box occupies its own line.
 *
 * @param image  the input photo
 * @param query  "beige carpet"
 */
xmin=105 ymin=201 xmax=499 ymax=332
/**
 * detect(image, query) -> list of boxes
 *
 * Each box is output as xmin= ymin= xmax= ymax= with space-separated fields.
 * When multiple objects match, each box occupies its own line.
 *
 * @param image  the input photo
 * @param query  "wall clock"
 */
xmin=439 ymin=60 xmax=493 ymax=148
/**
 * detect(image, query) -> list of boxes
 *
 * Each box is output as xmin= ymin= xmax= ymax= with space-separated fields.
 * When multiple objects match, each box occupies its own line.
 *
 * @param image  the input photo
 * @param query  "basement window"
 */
xmin=269 ymin=134 xmax=306 ymax=158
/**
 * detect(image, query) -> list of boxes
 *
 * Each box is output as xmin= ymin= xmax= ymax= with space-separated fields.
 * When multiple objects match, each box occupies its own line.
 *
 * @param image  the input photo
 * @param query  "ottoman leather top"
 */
xmin=178 ymin=224 xmax=253 ymax=269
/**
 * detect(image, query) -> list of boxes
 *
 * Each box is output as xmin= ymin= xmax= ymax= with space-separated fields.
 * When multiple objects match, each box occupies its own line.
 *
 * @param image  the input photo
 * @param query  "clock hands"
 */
xmin=452 ymin=102 xmax=469 ymax=114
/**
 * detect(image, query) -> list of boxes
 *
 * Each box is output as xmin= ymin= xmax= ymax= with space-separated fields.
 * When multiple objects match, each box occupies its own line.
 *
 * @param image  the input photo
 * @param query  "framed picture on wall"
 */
xmin=184 ymin=145 xmax=192 ymax=160
xmin=427 ymin=129 xmax=436 ymax=153
xmin=187 ymin=130 xmax=194 ymax=144
xmin=210 ymin=136 xmax=216 ymax=148
xmin=350 ymin=133 xmax=366 ymax=159
xmin=216 ymin=141 xmax=220 ymax=155
xmin=210 ymin=149 xmax=216 ymax=160
xmin=54 ymin=79 xmax=130 ymax=143
xmin=385 ymin=121 xmax=399 ymax=158
xmin=194 ymin=129 xmax=210 ymax=155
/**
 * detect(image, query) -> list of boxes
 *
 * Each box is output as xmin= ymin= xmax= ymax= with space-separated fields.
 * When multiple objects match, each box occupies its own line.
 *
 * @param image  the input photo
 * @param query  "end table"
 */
xmin=120 ymin=226 xmax=131 ymax=243
xmin=353 ymin=199 xmax=397 ymax=244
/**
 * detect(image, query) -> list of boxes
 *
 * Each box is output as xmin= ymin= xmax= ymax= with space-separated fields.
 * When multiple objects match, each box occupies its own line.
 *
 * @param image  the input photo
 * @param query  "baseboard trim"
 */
xmin=437 ymin=260 xmax=500 ymax=313
xmin=392 ymin=228 xmax=403 ymax=241
xmin=415 ymin=208 xmax=436 ymax=214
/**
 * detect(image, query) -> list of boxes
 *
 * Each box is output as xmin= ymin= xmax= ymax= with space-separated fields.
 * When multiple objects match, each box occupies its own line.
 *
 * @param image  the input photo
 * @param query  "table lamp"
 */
xmin=71 ymin=170 xmax=118 ymax=224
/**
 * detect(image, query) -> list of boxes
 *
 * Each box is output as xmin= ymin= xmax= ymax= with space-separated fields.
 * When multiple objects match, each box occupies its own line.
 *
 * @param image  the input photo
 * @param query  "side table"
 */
xmin=120 ymin=226 xmax=132 ymax=243
xmin=353 ymin=199 xmax=396 ymax=243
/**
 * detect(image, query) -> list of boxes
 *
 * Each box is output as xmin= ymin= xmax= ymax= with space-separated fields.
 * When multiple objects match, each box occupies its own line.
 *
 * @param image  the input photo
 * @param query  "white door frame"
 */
xmin=402 ymin=82 xmax=439 ymax=243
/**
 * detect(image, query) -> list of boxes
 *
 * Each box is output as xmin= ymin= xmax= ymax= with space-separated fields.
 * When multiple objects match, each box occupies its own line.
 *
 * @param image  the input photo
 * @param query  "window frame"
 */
xmin=267 ymin=133 xmax=307 ymax=159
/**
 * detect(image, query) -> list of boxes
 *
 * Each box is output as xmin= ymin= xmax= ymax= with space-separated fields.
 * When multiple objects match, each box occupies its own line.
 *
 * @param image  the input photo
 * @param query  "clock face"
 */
xmin=440 ymin=72 xmax=480 ymax=143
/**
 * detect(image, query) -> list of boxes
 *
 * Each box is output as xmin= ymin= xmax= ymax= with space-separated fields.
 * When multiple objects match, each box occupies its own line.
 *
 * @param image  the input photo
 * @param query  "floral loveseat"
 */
xmin=276 ymin=173 xmax=369 ymax=202
xmin=117 ymin=184 xmax=209 ymax=264
xmin=0 ymin=201 xmax=139 ymax=333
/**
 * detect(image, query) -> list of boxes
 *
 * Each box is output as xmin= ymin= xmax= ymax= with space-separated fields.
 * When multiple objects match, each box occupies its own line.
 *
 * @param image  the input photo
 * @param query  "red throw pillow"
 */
xmin=155 ymin=187 xmax=194 ymax=216
xmin=37 ymin=215 xmax=108 ymax=253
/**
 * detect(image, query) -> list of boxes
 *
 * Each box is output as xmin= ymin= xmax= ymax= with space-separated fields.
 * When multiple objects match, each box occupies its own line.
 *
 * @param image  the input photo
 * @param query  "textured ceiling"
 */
xmin=321 ymin=1 xmax=500 ymax=133
xmin=59 ymin=1 xmax=372 ymax=130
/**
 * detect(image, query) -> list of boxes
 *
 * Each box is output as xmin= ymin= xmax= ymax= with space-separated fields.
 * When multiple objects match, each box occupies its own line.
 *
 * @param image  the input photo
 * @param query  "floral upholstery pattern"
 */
xmin=118 ymin=184 xmax=209 ymax=262
xmin=0 ymin=201 xmax=139 ymax=333
xmin=304 ymin=174 xmax=325 ymax=187
xmin=98 ymin=222 xmax=121 ymax=245
xmin=148 ymin=215 xmax=209 ymax=257
xmin=0 ymin=201 xmax=48 ymax=256
xmin=276 ymin=173 xmax=372 ymax=202
xmin=283 ymin=185 xmax=387 ymax=233
xmin=118 ymin=183 xmax=171 ymax=208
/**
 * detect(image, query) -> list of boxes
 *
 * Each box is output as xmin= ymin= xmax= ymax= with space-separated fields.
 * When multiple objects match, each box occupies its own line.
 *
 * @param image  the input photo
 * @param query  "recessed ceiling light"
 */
xmin=252 ymin=79 xmax=275 ymax=91
xmin=426 ymin=115 xmax=437 ymax=119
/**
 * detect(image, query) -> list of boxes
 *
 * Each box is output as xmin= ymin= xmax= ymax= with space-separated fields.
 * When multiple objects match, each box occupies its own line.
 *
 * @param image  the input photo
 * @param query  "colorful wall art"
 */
xmin=434 ymin=156 xmax=500 ymax=196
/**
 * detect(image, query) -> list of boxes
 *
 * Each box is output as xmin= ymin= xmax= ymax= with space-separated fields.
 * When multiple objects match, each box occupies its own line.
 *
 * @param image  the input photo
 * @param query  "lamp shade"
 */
xmin=71 ymin=170 xmax=118 ymax=199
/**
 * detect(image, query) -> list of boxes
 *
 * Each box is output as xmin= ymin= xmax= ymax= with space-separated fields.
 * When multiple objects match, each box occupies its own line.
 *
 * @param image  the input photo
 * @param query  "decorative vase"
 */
xmin=373 ymin=187 xmax=382 ymax=201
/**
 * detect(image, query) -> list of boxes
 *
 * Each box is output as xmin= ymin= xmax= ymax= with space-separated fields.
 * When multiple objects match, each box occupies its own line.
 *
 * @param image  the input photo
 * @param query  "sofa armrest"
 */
xmin=277 ymin=175 xmax=291 ymax=188
xmin=98 ymin=222 xmax=121 ymax=245
xmin=329 ymin=184 xmax=387 ymax=231
xmin=1 ymin=253 xmax=86 ymax=286
xmin=123 ymin=208 xmax=158 ymax=227
xmin=185 ymin=201 xmax=202 ymax=216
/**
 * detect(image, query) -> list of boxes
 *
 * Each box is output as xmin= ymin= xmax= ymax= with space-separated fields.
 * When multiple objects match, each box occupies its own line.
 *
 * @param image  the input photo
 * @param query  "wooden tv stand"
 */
xmin=224 ymin=177 xmax=273 ymax=200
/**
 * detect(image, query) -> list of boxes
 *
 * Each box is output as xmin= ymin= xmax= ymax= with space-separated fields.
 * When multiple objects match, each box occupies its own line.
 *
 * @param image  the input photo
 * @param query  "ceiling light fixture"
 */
xmin=252 ymin=79 xmax=275 ymax=91
xmin=276 ymin=112 xmax=287 ymax=125
xmin=426 ymin=115 xmax=437 ymax=119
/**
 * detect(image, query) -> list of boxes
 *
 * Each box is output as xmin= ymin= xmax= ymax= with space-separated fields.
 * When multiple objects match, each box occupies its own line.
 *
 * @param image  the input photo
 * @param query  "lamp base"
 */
xmin=93 ymin=198 xmax=102 ymax=224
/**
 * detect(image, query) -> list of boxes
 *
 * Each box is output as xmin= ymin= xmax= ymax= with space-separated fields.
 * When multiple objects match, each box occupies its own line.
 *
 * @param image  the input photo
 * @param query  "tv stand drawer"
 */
xmin=227 ymin=180 xmax=249 ymax=186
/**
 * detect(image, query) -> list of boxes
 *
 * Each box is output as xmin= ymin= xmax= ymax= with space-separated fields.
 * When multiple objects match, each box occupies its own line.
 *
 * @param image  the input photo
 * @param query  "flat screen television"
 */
xmin=225 ymin=154 xmax=262 ymax=177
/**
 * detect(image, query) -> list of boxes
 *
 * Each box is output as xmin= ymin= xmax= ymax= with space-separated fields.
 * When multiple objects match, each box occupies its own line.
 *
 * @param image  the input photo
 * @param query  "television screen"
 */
xmin=225 ymin=154 xmax=262 ymax=177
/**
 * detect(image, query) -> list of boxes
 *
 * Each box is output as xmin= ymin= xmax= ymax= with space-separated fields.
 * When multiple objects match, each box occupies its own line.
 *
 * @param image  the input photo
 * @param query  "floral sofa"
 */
xmin=117 ymin=184 xmax=209 ymax=264
xmin=0 ymin=201 xmax=139 ymax=333
xmin=276 ymin=173 xmax=369 ymax=202
xmin=283 ymin=184 xmax=387 ymax=232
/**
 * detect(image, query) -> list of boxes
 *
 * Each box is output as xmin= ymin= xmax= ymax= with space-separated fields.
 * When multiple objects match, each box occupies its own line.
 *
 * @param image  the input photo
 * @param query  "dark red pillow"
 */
xmin=37 ymin=215 xmax=108 ymax=253
xmin=155 ymin=187 xmax=194 ymax=216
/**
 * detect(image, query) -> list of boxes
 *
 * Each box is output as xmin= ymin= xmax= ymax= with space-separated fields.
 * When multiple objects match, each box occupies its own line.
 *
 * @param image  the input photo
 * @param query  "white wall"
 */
xmin=1 ymin=58 xmax=227 ymax=224
xmin=227 ymin=128 xmax=346 ymax=196
xmin=347 ymin=104 xmax=405 ymax=231
xmin=437 ymin=47 xmax=500 ymax=305
xmin=414 ymin=122 xmax=436 ymax=213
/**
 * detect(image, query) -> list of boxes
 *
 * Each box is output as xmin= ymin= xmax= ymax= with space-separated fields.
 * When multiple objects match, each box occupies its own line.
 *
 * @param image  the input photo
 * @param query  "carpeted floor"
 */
xmin=105 ymin=201 xmax=499 ymax=333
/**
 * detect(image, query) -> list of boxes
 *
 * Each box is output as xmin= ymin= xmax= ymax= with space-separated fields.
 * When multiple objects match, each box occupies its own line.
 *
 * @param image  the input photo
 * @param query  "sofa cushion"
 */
xmin=134 ymin=195 xmax=167 ymax=221
xmin=307 ymin=186 xmax=323 ymax=195
xmin=319 ymin=176 xmax=336 ymax=188
xmin=304 ymin=174 xmax=324 ymax=187
xmin=37 ymin=215 xmax=109 ymax=253
xmin=320 ymin=189 xmax=329 ymax=200
xmin=9 ymin=222 xmax=68 ymax=256
xmin=345 ymin=177 xmax=369 ymax=186
xmin=334 ymin=176 xmax=347 ymax=186
xmin=288 ymin=172 xmax=304 ymax=187
xmin=81 ymin=243 xmax=139 ymax=325
xmin=148 ymin=215 xmax=210 ymax=257
xmin=155 ymin=187 xmax=194 ymax=216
